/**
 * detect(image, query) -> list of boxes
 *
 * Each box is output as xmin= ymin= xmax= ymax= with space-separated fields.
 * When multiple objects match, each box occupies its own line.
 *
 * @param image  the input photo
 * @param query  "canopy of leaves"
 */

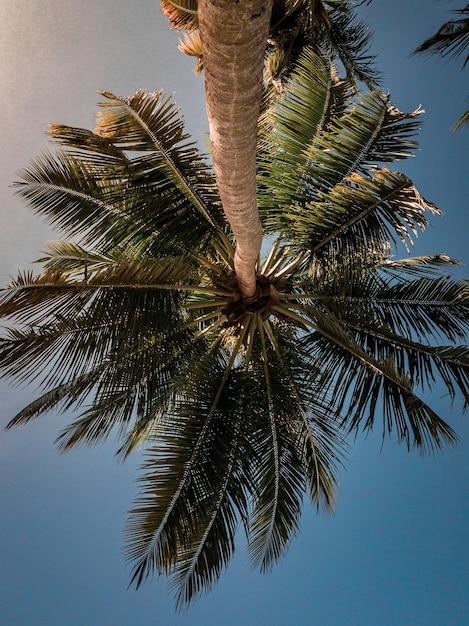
xmin=1 ymin=49 xmax=468 ymax=608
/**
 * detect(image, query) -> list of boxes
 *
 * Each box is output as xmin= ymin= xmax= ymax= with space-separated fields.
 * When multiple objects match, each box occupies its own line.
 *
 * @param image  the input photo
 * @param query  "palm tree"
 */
xmin=413 ymin=2 xmax=469 ymax=129
xmin=1 ymin=49 xmax=468 ymax=608
xmin=164 ymin=0 xmax=379 ymax=297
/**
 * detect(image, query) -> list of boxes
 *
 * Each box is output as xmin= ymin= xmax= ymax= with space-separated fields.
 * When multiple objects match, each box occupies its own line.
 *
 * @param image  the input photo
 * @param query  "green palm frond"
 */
xmin=261 ymin=63 xmax=422 ymax=194
xmin=258 ymin=49 xmax=427 ymax=256
xmin=258 ymin=48 xmax=352 ymax=198
xmin=94 ymin=90 xmax=228 ymax=244
xmin=319 ymin=0 xmax=380 ymax=88
xmin=299 ymin=310 xmax=459 ymax=452
xmin=246 ymin=321 xmax=305 ymax=573
xmin=0 ymin=254 xmax=194 ymax=324
xmin=53 ymin=318 xmax=206 ymax=453
xmin=43 ymin=90 xmax=229 ymax=253
xmin=257 ymin=320 xmax=345 ymax=510
xmin=342 ymin=325 xmax=469 ymax=409
xmin=351 ymin=273 xmax=468 ymax=342
xmin=266 ymin=168 xmax=437 ymax=262
xmin=37 ymin=240 xmax=112 ymax=275
xmin=381 ymin=254 xmax=462 ymax=277
xmin=15 ymin=150 xmax=130 ymax=247
xmin=323 ymin=273 xmax=469 ymax=407
xmin=125 ymin=346 xmax=252 ymax=588
xmin=168 ymin=371 xmax=254 ymax=609
xmin=5 ymin=375 xmax=96 ymax=427
xmin=0 ymin=257 xmax=214 ymax=450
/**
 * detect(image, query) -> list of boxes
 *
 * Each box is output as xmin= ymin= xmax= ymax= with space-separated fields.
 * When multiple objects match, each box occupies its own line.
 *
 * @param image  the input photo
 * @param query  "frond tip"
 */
xmin=161 ymin=0 xmax=199 ymax=32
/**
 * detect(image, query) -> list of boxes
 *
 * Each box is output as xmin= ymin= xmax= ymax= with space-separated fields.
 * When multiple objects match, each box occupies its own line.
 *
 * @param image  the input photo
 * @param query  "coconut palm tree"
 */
xmin=166 ymin=0 xmax=379 ymax=297
xmin=1 ymin=49 xmax=468 ymax=607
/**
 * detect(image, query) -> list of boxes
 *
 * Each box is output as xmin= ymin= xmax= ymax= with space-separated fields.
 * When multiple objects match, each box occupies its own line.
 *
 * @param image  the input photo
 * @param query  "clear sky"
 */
xmin=0 ymin=1 xmax=468 ymax=625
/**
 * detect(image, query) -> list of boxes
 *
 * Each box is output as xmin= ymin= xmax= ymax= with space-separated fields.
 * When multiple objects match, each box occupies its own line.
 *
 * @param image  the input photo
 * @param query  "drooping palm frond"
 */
xmin=125 ymin=319 xmax=346 ymax=607
xmin=318 ymin=272 xmax=468 ymax=402
xmin=414 ymin=4 xmax=469 ymax=66
xmin=380 ymin=253 xmax=462 ymax=277
xmin=0 ymin=251 xmax=226 ymax=452
xmin=245 ymin=322 xmax=345 ymax=574
xmin=317 ymin=0 xmax=380 ymax=88
xmin=266 ymin=0 xmax=380 ymax=88
xmin=299 ymin=310 xmax=460 ymax=452
xmin=413 ymin=4 xmax=469 ymax=130
xmin=452 ymin=104 xmax=469 ymax=130
xmin=94 ymin=90 xmax=229 ymax=243
xmin=125 ymin=348 xmax=255 ymax=596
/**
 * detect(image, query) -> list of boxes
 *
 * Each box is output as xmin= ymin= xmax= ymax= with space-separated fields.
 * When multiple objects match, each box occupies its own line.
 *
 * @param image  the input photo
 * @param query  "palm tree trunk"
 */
xmin=198 ymin=0 xmax=273 ymax=299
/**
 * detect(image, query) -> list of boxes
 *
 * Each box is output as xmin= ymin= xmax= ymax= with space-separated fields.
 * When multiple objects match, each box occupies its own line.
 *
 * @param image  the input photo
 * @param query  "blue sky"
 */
xmin=0 ymin=1 xmax=468 ymax=624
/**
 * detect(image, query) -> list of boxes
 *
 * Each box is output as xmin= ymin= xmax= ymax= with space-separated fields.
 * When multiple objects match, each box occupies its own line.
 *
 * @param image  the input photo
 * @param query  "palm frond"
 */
xmin=258 ymin=48 xmax=352 ymax=209
xmin=0 ymin=259 xmax=204 ymax=448
xmin=246 ymin=319 xmax=306 ymax=572
xmin=413 ymin=6 xmax=469 ymax=67
xmin=178 ymin=31 xmax=204 ymax=74
xmin=94 ymin=90 xmax=221 ymax=226
xmin=452 ymin=106 xmax=469 ymax=130
xmin=19 ymin=92 xmax=229 ymax=256
xmin=320 ymin=0 xmax=380 ymax=88
xmin=259 ymin=48 xmax=426 ymax=256
xmin=300 ymin=310 xmax=459 ymax=452
xmin=5 ymin=375 xmax=96 ymax=427
xmin=413 ymin=5 xmax=469 ymax=130
xmin=340 ymin=322 xmax=469 ymax=410
xmin=381 ymin=254 xmax=462 ymax=277
xmin=37 ymin=240 xmax=112 ymax=275
xmin=262 ymin=319 xmax=346 ymax=509
xmin=267 ymin=0 xmax=379 ymax=88
xmin=169 ymin=375 xmax=255 ymax=609
xmin=15 ymin=150 xmax=132 ymax=247
xmin=47 ymin=123 xmax=128 ymax=160
xmin=161 ymin=0 xmax=199 ymax=32
xmin=125 ymin=328 xmax=250 ymax=589
xmin=0 ymin=255 xmax=194 ymax=325
xmin=268 ymin=168 xmax=438 ymax=261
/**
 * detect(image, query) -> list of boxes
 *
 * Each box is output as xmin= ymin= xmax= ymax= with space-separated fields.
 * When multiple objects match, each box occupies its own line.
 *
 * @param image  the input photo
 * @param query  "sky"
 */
xmin=0 ymin=1 xmax=468 ymax=625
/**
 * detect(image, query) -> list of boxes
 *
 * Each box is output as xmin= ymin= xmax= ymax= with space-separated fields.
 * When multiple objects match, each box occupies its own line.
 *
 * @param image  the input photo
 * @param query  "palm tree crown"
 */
xmin=1 ymin=49 xmax=468 ymax=608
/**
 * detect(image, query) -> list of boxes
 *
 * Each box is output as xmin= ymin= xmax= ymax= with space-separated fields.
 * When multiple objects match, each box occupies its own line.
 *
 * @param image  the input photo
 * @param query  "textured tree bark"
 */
xmin=198 ymin=0 xmax=273 ymax=299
